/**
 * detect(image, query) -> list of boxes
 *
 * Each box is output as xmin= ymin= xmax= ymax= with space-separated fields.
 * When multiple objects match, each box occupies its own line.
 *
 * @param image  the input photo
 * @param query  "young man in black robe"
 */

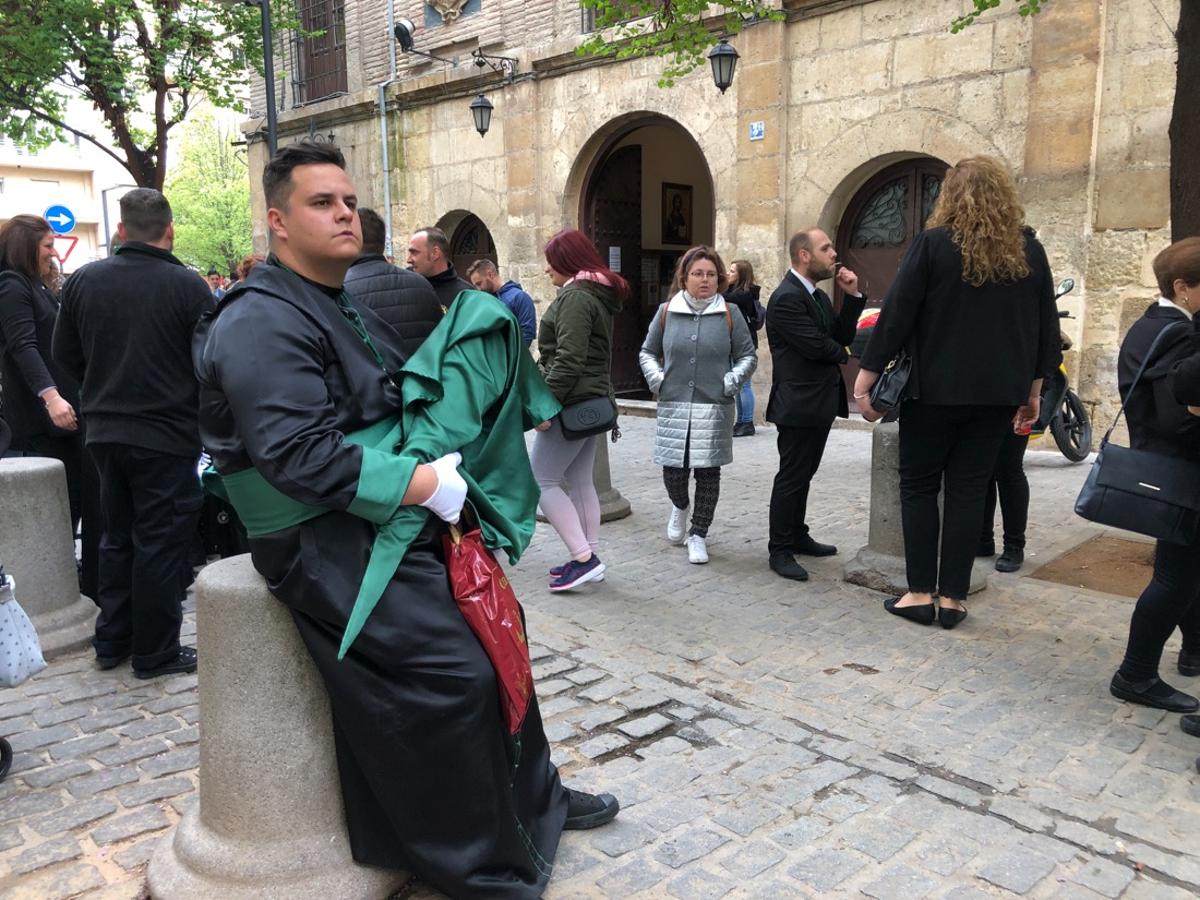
xmin=194 ymin=142 xmax=618 ymax=898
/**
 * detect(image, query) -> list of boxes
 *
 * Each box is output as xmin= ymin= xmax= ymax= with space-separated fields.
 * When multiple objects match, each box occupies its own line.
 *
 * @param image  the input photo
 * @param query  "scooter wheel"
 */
xmin=0 ymin=736 xmax=11 ymax=783
xmin=1050 ymin=390 xmax=1093 ymax=462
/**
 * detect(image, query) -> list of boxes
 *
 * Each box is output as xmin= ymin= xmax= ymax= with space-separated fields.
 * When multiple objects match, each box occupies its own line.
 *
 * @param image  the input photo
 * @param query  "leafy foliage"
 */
xmin=0 ymin=0 xmax=275 ymax=188
xmin=164 ymin=107 xmax=252 ymax=275
xmin=577 ymin=1 xmax=782 ymax=88
xmin=950 ymin=0 xmax=1045 ymax=33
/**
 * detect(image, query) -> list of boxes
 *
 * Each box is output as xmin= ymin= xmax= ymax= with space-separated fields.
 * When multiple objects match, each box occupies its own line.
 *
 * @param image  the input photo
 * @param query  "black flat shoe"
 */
xmin=1180 ymin=650 xmax=1200 ymax=678
xmin=1181 ymin=715 xmax=1200 ymax=738
xmin=134 ymin=646 xmax=198 ymax=680
xmin=95 ymin=653 xmax=130 ymax=671
xmin=732 ymin=422 xmax=755 ymax=437
xmin=1109 ymin=672 xmax=1199 ymax=713
xmin=769 ymin=553 xmax=809 ymax=581
xmin=793 ymin=537 xmax=837 ymax=557
xmin=938 ymin=604 xmax=968 ymax=630
xmin=884 ymin=596 xmax=936 ymax=626
xmin=564 ymin=788 xmax=620 ymax=830
xmin=995 ymin=547 xmax=1024 ymax=573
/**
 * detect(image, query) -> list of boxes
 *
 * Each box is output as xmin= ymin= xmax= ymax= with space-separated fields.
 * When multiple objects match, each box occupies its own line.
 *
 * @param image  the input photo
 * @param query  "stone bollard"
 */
xmin=148 ymin=555 xmax=409 ymax=900
xmin=594 ymin=434 xmax=632 ymax=522
xmin=0 ymin=458 xmax=95 ymax=657
xmin=844 ymin=422 xmax=988 ymax=595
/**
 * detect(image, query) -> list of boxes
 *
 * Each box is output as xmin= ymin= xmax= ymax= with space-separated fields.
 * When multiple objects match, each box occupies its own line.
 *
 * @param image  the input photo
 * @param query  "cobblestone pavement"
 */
xmin=3 ymin=416 xmax=1199 ymax=899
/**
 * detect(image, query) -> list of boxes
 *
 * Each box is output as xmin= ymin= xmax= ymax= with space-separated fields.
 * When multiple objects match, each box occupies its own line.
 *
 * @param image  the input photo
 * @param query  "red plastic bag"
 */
xmin=443 ymin=522 xmax=533 ymax=734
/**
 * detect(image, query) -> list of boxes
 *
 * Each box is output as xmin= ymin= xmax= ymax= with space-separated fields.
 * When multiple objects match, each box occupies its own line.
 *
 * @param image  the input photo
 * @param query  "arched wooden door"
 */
xmin=837 ymin=157 xmax=948 ymax=404
xmin=449 ymin=214 xmax=497 ymax=277
xmin=585 ymin=145 xmax=645 ymax=395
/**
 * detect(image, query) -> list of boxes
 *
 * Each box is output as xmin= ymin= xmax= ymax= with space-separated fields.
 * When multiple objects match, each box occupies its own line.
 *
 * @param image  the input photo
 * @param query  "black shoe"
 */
xmin=134 ymin=646 xmax=198 ymax=680
xmin=976 ymin=540 xmax=996 ymax=558
xmin=938 ymin=604 xmax=968 ymax=630
xmin=1181 ymin=715 xmax=1200 ymax=738
xmin=995 ymin=547 xmax=1024 ymax=573
xmin=732 ymin=422 xmax=755 ymax=437
xmin=95 ymin=653 xmax=130 ymax=671
xmin=1109 ymin=672 xmax=1199 ymax=713
xmin=884 ymin=596 xmax=935 ymax=626
xmin=1180 ymin=650 xmax=1200 ymax=678
xmin=769 ymin=553 xmax=809 ymax=581
xmin=563 ymin=788 xmax=620 ymax=829
xmin=792 ymin=536 xmax=837 ymax=557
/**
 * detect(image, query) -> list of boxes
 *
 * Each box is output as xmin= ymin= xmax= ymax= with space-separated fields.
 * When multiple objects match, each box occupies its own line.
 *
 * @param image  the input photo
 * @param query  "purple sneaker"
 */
xmin=549 ymin=555 xmax=606 ymax=591
xmin=549 ymin=561 xmax=604 ymax=582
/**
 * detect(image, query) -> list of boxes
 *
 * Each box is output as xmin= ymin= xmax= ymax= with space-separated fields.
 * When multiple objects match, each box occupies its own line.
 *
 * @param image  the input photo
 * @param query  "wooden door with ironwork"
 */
xmin=450 ymin=213 xmax=498 ymax=277
xmin=586 ymin=145 xmax=645 ymax=396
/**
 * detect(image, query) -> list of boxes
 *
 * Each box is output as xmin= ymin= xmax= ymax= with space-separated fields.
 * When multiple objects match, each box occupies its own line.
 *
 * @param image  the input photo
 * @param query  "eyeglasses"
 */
xmin=688 ymin=271 xmax=719 ymax=280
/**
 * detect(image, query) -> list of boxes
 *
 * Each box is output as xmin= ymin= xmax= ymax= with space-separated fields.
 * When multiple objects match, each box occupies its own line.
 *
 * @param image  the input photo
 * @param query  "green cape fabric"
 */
xmin=206 ymin=291 xmax=561 ymax=658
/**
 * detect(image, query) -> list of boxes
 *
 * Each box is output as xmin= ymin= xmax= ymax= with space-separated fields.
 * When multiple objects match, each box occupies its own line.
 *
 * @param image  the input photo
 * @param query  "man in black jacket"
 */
xmin=766 ymin=228 xmax=866 ymax=581
xmin=345 ymin=208 xmax=443 ymax=358
xmin=53 ymin=188 xmax=213 ymax=678
xmin=406 ymin=226 xmax=472 ymax=310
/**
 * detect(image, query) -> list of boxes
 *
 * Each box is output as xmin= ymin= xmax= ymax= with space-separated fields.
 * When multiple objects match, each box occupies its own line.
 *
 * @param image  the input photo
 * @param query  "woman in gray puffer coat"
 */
xmin=640 ymin=246 xmax=757 ymax=564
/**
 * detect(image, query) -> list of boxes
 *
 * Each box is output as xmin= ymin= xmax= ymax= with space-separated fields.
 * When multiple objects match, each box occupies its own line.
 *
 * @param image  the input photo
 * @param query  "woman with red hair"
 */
xmin=533 ymin=229 xmax=628 ymax=591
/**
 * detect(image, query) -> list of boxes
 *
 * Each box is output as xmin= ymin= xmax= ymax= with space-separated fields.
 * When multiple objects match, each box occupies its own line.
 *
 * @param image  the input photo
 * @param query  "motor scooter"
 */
xmin=1034 ymin=278 xmax=1092 ymax=462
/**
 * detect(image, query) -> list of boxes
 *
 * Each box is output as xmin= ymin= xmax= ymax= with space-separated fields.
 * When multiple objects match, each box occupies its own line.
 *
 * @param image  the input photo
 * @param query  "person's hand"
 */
xmin=534 ymin=420 xmax=552 ymax=432
xmin=835 ymin=265 xmax=860 ymax=296
xmin=418 ymin=452 xmax=467 ymax=524
xmin=43 ymin=391 xmax=78 ymax=432
xmin=1014 ymin=395 xmax=1041 ymax=433
xmin=857 ymin=395 xmax=884 ymax=422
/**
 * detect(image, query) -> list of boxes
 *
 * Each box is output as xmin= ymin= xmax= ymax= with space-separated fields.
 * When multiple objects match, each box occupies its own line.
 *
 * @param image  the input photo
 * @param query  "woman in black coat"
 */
xmin=1108 ymin=237 xmax=1200 ymax=714
xmin=855 ymin=157 xmax=1060 ymax=629
xmin=0 ymin=215 xmax=99 ymax=598
xmin=725 ymin=259 xmax=762 ymax=437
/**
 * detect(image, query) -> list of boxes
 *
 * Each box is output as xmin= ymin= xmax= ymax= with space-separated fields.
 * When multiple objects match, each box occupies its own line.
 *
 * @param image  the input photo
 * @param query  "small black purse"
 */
xmin=558 ymin=396 xmax=618 ymax=441
xmin=869 ymin=345 xmax=916 ymax=422
xmin=1075 ymin=322 xmax=1200 ymax=545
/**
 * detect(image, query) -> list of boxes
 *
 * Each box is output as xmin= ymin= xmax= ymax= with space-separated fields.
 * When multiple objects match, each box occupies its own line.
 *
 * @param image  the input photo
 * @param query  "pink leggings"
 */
xmin=531 ymin=419 xmax=599 ymax=559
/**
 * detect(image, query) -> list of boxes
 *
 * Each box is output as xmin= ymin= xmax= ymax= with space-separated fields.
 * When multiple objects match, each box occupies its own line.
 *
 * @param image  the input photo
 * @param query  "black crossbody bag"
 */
xmin=1075 ymin=321 xmax=1200 ymax=545
xmin=559 ymin=396 xmax=618 ymax=441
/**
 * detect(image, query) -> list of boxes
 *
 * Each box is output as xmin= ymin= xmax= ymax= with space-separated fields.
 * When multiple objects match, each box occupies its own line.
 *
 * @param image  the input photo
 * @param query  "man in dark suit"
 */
xmin=766 ymin=228 xmax=866 ymax=581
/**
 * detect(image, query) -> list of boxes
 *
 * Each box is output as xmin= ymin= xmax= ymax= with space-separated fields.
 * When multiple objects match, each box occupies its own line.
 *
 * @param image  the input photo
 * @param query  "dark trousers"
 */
xmin=898 ymin=402 xmax=1016 ymax=600
xmin=663 ymin=465 xmax=721 ymax=537
xmin=9 ymin=431 xmax=101 ymax=600
xmin=1118 ymin=539 xmax=1200 ymax=682
xmin=768 ymin=423 xmax=832 ymax=556
xmin=981 ymin=431 xmax=1030 ymax=551
xmin=90 ymin=443 xmax=202 ymax=669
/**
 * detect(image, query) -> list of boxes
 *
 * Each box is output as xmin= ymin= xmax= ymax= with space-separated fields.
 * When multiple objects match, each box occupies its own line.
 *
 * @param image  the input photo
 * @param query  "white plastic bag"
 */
xmin=0 ymin=574 xmax=47 ymax=688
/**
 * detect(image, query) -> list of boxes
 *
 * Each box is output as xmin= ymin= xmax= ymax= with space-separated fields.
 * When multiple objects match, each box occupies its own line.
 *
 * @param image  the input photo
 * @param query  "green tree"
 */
xmin=165 ymin=107 xmax=251 ymax=275
xmin=952 ymin=0 xmax=1197 ymax=241
xmin=578 ymin=1 xmax=783 ymax=87
xmin=0 ymin=0 xmax=270 ymax=189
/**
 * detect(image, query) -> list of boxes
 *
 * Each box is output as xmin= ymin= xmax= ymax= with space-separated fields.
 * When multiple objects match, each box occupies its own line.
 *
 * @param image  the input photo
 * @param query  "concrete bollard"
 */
xmin=148 ymin=555 xmax=409 ymax=900
xmin=0 ymin=458 xmax=95 ymax=657
xmin=594 ymin=434 xmax=632 ymax=522
xmin=844 ymin=423 xmax=987 ymax=595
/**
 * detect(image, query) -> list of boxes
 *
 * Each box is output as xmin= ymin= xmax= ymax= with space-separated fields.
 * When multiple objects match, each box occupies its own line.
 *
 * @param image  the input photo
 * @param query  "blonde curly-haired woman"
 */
xmin=855 ymin=156 xmax=1061 ymax=630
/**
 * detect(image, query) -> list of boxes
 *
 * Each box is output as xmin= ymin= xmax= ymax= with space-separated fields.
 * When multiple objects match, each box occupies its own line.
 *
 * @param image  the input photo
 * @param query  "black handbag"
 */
xmin=558 ymin=396 xmax=617 ymax=441
xmin=869 ymin=345 xmax=916 ymax=422
xmin=1074 ymin=322 xmax=1200 ymax=545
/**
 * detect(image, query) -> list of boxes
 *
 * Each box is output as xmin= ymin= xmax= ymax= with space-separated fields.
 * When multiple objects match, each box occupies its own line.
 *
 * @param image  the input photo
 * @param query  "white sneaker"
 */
xmin=686 ymin=534 xmax=709 ymax=564
xmin=667 ymin=506 xmax=687 ymax=544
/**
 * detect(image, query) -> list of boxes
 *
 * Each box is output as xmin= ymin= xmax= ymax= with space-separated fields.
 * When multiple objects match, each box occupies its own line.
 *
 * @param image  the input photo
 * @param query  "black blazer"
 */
xmin=859 ymin=226 xmax=1060 ymax=406
xmin=765 ymin=271 xmax=865 ymax=427
xmin=1118 ymin=304 xmax=1200 ymax=459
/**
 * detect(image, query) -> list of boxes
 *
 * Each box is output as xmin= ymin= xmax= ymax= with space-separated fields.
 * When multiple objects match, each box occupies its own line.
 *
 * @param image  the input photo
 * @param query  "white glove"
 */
xmin=419 ymin=452 xmax=467 ymax=524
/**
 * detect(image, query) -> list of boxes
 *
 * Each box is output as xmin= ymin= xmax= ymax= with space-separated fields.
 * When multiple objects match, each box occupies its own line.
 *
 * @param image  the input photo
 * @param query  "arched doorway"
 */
xmin=445 ymin=213 xmax=497 ymax=277
xmin=836 ymin=156 xmax=948 ymax=402
xmin=578 ymin=116 xmax=715 ymax=396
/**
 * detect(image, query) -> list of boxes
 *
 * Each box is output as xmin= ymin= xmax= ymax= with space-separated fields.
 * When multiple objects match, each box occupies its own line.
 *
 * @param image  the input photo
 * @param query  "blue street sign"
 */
xmin=44 ymin=205 xmax=76 ymax=235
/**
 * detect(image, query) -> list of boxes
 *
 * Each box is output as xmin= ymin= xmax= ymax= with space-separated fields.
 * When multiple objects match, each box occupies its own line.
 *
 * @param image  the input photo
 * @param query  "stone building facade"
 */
xmin=246 ymin=0 xmax=1179 ymax=423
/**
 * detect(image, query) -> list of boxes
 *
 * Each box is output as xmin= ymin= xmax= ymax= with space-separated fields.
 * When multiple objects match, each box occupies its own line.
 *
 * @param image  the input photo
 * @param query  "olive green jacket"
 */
xmin=537 ymin=279 xmax=620 ymax=405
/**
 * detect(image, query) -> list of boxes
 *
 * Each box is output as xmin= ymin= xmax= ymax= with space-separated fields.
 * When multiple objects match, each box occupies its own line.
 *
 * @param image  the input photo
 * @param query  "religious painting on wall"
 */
xmin=661 ymin=183 xmax=692 ymax=246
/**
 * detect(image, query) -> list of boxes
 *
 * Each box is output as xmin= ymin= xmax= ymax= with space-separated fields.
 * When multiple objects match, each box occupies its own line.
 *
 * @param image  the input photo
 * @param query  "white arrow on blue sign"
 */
xmin=44 ymin=205 xmax=76 ymax=235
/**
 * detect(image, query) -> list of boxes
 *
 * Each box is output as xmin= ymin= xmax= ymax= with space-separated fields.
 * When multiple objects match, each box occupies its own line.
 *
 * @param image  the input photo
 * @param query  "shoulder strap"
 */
xmin=1105 ymin=320 xmax=1191 ymax=444
xmin=659 ymin=302 xmax=667 ymax=333
xmin=725 ymin=307 xmax=732 ymax=336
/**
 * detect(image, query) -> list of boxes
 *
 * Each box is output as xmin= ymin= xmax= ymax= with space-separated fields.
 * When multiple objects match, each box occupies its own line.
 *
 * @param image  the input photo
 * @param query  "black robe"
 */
xmin=194 ymin=260 xmax=566 ymax=898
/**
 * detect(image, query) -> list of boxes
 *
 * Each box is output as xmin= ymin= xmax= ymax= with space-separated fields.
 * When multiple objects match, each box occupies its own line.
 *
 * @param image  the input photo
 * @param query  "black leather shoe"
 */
xmin=1181 ymin=715 xmax=1200 ymax=738
xmin=995 ymin=547 xmax=1024 ymax=573
xmin=96 ymin=653 xmax=130 ymax=671
xmin=1110 ymin=672 xmax=1199 ymax=713
xmin=938 ymin=604 xmax=968 ymax=630
xmin=884 ymin=596 xmax=935 ymax=626
xmin=793 ymin=537 xmax=837 ymax=557
xmin=1180 ymin=650 xmax=1200 ymax=678
xmin=732 ymin=422 xmax=755 ymax=437
xmin=976 ymin=540 xmax=996 ymax=558
xmin=134 ymin=647 xmax=198 ymax=680
xmin=564 ymin=788 xmax=620 ymax=829
xmin=769 ymin=553 xmax=809 ymax=581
